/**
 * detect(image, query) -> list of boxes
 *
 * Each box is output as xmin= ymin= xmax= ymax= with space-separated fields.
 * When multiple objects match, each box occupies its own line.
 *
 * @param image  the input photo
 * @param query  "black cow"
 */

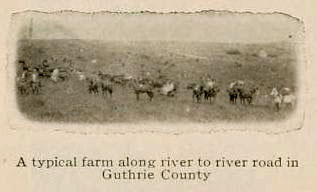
xmin=204 ymin=86 xmax=220 ymax=104
xmin=238 ymin=87 xmax=258 ymax=105
xmin=192 ymin=84 xmax=204 ymax=103
xmin=227 ymin=88 xmax=239 ymax=104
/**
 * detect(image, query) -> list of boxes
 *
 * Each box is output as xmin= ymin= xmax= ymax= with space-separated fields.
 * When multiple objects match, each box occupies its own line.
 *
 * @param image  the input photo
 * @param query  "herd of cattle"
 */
xmin=16 ymin=58 xmax=297 ymax=111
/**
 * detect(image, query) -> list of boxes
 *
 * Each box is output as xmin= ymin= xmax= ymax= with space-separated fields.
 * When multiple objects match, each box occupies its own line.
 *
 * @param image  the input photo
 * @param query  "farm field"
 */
xmin=16 ymin=39 xmax=298 ymax=123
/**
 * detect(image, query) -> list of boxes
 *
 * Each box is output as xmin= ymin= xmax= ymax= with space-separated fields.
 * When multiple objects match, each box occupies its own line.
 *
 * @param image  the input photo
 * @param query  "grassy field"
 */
xmin=16 ymin=39 xmax=298 ymax=123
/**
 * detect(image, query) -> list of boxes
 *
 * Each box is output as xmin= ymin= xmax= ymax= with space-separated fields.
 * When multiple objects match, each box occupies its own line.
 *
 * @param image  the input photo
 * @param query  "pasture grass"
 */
xmin=16 ymin=39 xmax=297 ymax=123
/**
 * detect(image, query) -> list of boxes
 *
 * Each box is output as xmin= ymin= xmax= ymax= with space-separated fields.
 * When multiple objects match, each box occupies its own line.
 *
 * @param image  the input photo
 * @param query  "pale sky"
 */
xmin=13 ymin=11 xmax=304 ymax=43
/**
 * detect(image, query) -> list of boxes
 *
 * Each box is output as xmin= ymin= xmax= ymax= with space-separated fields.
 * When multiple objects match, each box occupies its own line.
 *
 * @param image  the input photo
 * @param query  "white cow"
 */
xmin=270 ymin=87 xmax=283 ymax=110
xmin=270 ymin=87 xmax=296 ymax=110
xmin=160 ymin=81 xmax=177 ymax=96
xmin=51 ymin=68 xmax=60 ymax=82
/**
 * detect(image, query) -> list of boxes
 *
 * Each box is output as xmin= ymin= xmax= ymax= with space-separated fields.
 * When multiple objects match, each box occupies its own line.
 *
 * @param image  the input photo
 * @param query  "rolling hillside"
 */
xmin=15 ymin=39 xmax=298 ymax=123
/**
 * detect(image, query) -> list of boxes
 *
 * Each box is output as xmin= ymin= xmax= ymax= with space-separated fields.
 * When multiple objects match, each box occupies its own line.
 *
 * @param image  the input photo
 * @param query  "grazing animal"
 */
xmin=129 ymin=78 xmax=154 ymax=101
xmin=202 ymin=78 xmax=217 ymax=103
xmin=204 ymin=86 xmax=220 ymax=104
xmin=96 ymin=72 xmax=114 ymax=97
xmin=160 ymin=80 xmax=178 ymax=97
xmin=100 ymin=79 xmax=113 ymax=98
xmin=16 ymin=78 xmax=29 ymax=95
xmin=270 ymin=87 xmax=283 ymax=111
xmin=30 ymin=69 xmax=41 ymax=94
xmin=16 ymin=69 xmax=31 ymax=95
xmin=238 ymin=87 xmax=258 ymax=105
xmin=87 ymin=77 xmax=100 ymax=95
xmin=191 ymin=84 xmax=204 ymax=103
xmin=227 ymin=88 xmax=239 ymax=104
xmin=270 ymin=87 xmax=296 ymax=110
xmin=227 ymin=80 xmax=245 ymax=104
xmin=51 ymin=68 xmax=59 ymax=82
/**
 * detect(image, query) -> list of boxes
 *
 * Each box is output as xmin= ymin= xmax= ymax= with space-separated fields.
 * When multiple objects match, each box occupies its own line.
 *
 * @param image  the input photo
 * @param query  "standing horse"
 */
xmin=204 ymin=86 xmax=220 ymax=104
xmin=238 ymin=87 xmax=258 ymax=105
xmin=129 ymin=78 xmax=154 ymax=101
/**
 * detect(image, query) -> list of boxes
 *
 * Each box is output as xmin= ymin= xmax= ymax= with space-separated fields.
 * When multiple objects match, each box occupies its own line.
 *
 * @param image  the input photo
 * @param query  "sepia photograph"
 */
xmin=11 ymin=11 xmax=304 ymax=124
xmin=1 ymin=1 xmax=316 ymax=191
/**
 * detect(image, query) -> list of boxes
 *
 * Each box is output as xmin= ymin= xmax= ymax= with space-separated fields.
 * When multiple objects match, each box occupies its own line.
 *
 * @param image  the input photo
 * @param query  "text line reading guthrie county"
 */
xmin=102 ymin=169 xmax=212 ymax=181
